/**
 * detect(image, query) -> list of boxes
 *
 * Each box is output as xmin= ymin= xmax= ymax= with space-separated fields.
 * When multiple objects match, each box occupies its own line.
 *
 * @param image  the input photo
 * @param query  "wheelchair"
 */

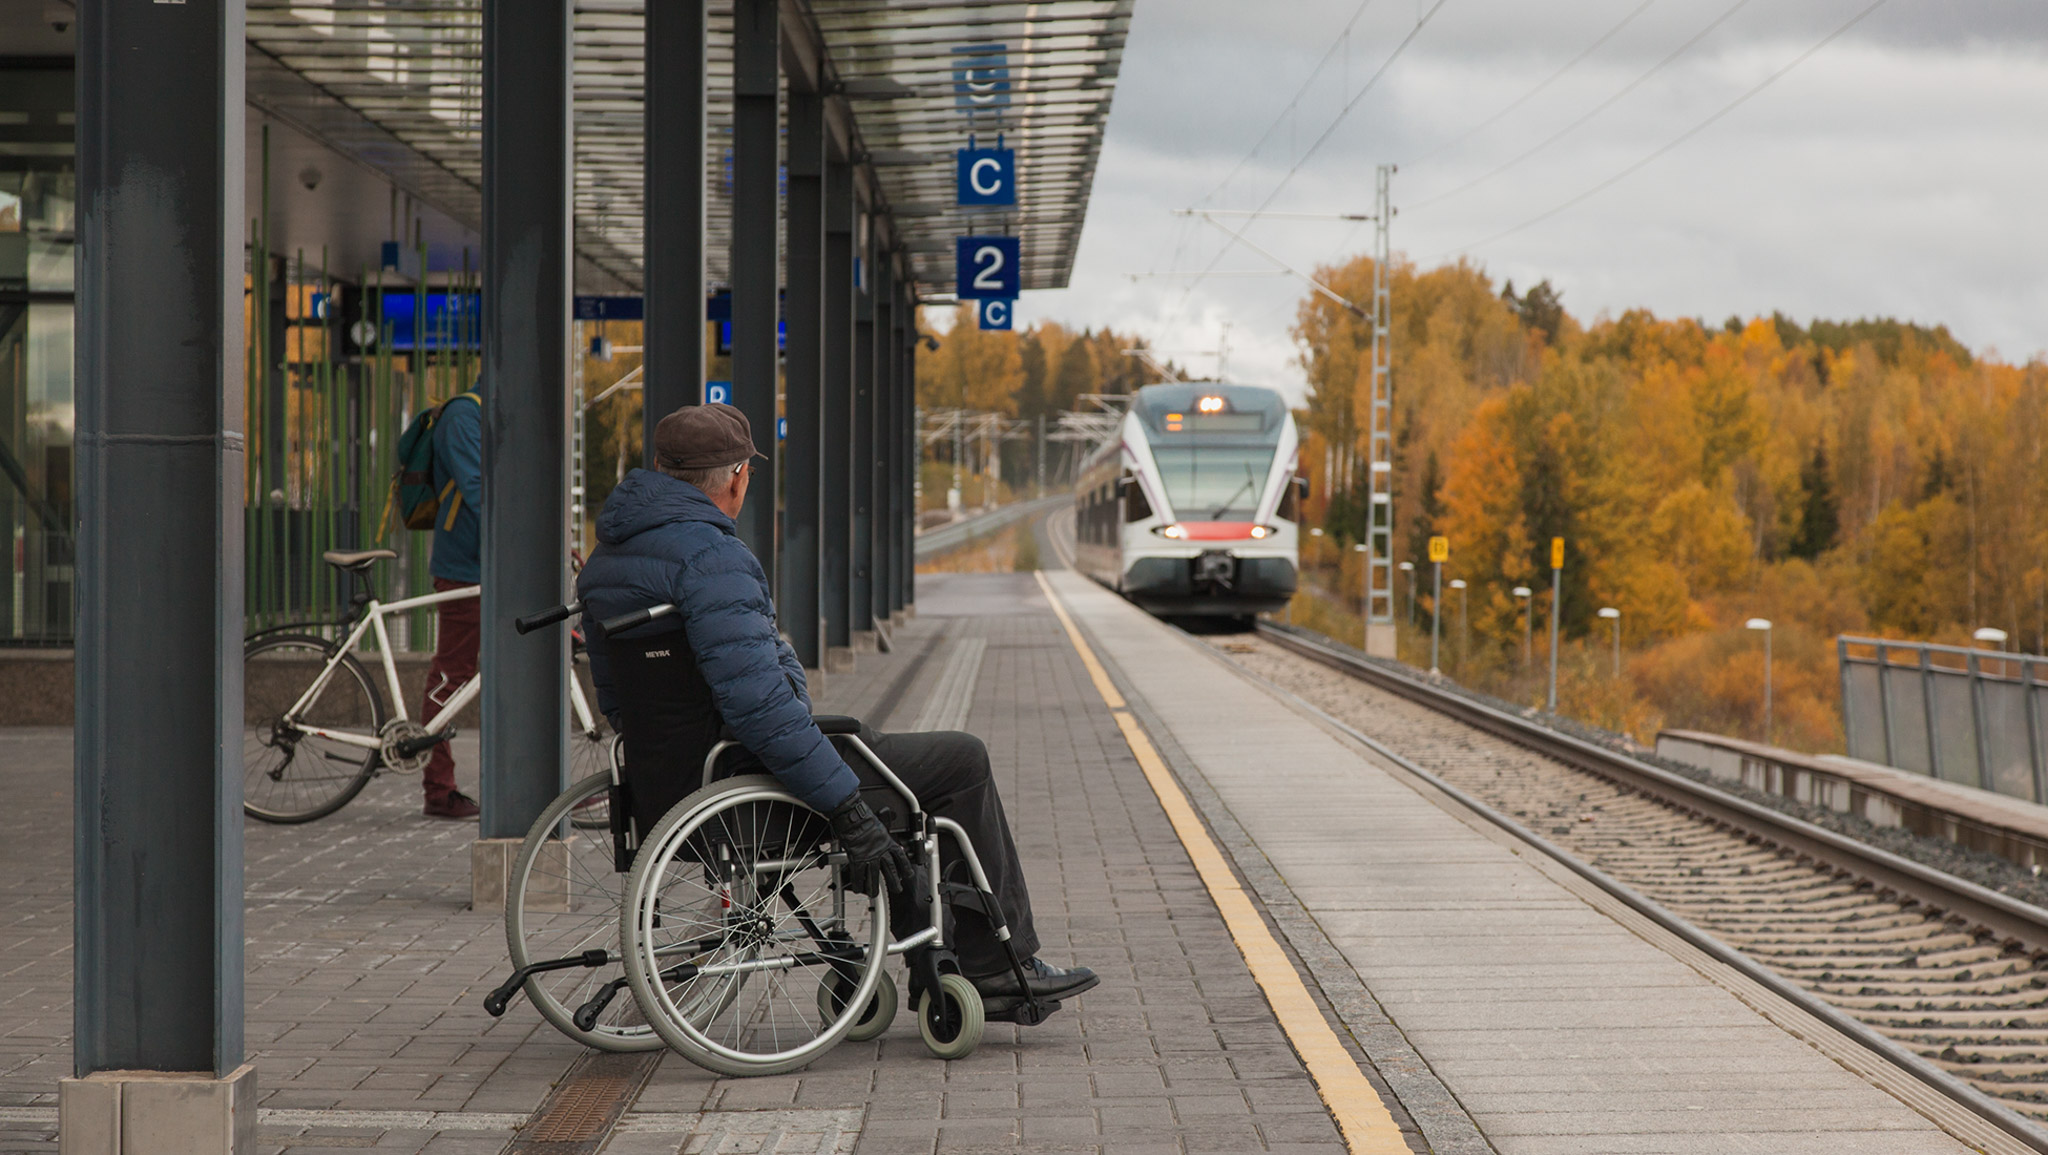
xmin=486 ymin=601 xmax=1053 ymax=1076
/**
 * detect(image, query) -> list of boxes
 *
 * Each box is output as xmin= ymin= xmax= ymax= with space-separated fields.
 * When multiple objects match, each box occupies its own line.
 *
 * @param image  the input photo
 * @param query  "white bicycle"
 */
xmin=241 ymin=548 xmax=613 ymax=823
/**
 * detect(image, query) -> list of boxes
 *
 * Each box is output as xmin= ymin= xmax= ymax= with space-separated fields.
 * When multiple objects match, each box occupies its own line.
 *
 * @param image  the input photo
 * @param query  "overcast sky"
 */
xmin=1013 ymin=0 xmax=2048 ymax=401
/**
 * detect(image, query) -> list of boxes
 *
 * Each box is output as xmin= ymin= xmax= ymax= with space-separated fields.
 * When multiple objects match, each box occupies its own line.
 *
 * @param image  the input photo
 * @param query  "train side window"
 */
xmin=1122 ymin=474 xmax=1152 ymax=523
xmin=1278 ymin=473 xmax=1304 ymax=522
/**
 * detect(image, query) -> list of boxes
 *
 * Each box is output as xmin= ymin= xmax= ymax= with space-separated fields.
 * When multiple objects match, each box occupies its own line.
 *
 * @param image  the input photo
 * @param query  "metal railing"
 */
xmin=1838 ymin=635 xmax=2047 ymax=803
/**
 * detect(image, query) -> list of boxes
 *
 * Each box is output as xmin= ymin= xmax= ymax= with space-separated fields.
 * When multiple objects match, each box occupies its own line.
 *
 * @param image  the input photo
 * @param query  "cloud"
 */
xmin=1024 ymin=0 xmax=2048 ymax=400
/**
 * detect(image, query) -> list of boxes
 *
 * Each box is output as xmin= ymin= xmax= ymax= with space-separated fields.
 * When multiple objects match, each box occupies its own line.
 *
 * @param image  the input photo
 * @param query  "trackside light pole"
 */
xmin=1513 ymin=586 xmax=1533 ymax=669
xmin=1547 ymin=536 xmax=1563 ymax=713
xmin=1353 ymin=542 xmax=1369 ymax=643
xmin=1599 ymin=606 xmax=1621 ymax=677
xmin=1449 ymin=578 xmax=1467 ymax=667
xmin=1399 ymin=560 xmax=1416 ymax=626
xmin=1747 ymin=618 xmax=1773 ymax=744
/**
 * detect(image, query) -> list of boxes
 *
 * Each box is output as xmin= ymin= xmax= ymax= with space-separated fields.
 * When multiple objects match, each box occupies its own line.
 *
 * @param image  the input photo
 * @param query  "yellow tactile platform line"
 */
xmin=1033 ymin=571 xmax=1408 ymax=1155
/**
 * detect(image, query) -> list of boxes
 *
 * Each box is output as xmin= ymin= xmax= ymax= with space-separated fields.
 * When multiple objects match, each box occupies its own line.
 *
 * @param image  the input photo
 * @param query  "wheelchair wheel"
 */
xmin=505 ymin=772 xmax=661 ymax=1052
xmin=621 ymin=774 xmax=890 ymax=1077
xmin=819 ymin=970 xmax=898 ymax=1043
xmin=917 ymin=972 xmax=984 ymax=1061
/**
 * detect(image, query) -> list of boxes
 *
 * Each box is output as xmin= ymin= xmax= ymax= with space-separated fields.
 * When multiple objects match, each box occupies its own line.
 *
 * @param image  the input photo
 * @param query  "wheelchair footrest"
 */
xmin=983 ymin=995 xmax=1059 ymax=1026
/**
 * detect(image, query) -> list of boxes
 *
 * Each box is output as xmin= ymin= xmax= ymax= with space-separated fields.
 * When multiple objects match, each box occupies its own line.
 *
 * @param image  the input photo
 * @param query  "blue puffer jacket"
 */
xmin=577 ymin=469 xmax=858 ymax=812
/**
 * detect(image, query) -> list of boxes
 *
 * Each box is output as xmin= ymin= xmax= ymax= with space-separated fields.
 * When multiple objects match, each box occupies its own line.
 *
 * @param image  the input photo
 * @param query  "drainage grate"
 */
xmin=507 ymin=1051 xmax=659 ymax=1153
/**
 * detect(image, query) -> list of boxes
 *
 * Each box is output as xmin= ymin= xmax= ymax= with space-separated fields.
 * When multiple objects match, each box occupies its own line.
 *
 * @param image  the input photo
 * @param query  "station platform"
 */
xmin=0 ymin=569 xmax=1991 ymax=1154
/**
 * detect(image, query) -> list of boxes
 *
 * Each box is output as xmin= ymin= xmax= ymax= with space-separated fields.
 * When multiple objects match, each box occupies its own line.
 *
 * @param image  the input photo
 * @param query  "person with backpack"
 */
xmin=415 ymin=384 xmax=484 ymax=819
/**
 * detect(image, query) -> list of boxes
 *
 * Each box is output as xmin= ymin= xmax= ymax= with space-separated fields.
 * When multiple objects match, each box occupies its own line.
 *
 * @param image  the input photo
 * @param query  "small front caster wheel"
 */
xmin=819 ymin=970 xmax=898 ymax=1042
xmin=917 ymin=972 xmax=985 ymax=1060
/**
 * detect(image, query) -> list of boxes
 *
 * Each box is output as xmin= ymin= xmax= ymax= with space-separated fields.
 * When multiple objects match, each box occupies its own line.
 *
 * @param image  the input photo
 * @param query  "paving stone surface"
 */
xmin=0 ymin=574 xmax=1355 ymax=1154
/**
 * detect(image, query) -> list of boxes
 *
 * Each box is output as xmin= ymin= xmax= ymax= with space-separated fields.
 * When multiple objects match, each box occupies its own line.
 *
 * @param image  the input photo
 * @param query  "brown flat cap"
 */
xmin=653 ymin=403 xmax=766 ymax=471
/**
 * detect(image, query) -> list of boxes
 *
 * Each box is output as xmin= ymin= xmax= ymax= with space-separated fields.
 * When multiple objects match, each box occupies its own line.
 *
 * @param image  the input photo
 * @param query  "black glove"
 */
xmin=826 ymin=795 xmax=914 ymax=897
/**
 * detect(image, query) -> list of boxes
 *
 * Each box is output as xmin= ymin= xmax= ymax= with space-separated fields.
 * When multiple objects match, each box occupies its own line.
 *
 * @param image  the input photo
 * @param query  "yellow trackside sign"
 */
xmin=1428 ymin=536 xmax=1449 ymax=564
xmin=1551 ymin=537 xmax=1565 ymax=570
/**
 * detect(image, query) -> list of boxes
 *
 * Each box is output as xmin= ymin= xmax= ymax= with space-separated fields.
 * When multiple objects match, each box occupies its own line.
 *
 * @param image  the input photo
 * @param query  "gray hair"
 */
xmin=662 ymin=460 xmax=744 ymax=496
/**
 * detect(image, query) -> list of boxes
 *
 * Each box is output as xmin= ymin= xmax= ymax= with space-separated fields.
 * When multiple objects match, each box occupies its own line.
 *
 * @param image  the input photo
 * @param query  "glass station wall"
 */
xmin=0 ymin=64 xmax=75 ymax=645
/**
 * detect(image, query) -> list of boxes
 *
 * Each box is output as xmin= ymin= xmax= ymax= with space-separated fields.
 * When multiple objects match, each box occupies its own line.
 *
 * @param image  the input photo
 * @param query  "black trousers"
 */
xmin=849 ymin=728 xmax=1038 ymax=976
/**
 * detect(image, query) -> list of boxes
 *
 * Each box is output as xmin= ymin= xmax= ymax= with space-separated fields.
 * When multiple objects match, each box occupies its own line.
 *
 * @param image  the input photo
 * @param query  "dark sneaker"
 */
xmin=424 ymin=791 xmax=480 ymax=819
xmin=970 ymin=957 xmax=1099 ymax=1003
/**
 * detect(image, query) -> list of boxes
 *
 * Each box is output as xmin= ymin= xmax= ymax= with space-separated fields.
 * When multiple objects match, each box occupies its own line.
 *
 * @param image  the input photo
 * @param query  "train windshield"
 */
xmin=1150 ymin=446 xmax=1276 ymax=521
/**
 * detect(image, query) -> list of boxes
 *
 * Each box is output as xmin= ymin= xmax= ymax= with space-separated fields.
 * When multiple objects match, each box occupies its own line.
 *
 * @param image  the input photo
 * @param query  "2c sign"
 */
xmin=955 ymin=236 xmax=1020 ymax=300
xmin=957 ymin=148 xmax=1015 ymax=206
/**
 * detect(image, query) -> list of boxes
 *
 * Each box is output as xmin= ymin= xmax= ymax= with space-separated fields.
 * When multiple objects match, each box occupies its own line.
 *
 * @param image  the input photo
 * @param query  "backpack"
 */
xmin=382 ymin=391 xmax=481 ymax=537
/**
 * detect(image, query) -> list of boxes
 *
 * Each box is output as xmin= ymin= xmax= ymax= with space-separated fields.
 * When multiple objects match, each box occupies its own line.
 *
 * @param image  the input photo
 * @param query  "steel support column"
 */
xmin=902 ymin=311 xmax=918 ymax=613
xmin=885 ymin=275 xmax=908 ymax=617
xmin=871 ymin=256 xmax=896 ymax=628
xmin=479 ymin=0 xmax=572 ymax=839
xmin=781 ymin=85 xmax=825 ymax=668
xmin=643 ymin=0 xmax=706 ymax=450
xmin=821 ymin=160 xmax=855 ymax=659
xmin=730 ymin=0 xmax=780 ymax=571
xmin=850 ymin=217 xmax=876 ymax=637
xmin=73 ymin=0 xmax=246 ymax=1079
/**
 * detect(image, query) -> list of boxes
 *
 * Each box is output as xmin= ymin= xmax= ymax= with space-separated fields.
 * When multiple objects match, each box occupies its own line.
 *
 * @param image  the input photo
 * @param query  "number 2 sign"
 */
xmin=955 ymin=236 xmax=1020 ymax=300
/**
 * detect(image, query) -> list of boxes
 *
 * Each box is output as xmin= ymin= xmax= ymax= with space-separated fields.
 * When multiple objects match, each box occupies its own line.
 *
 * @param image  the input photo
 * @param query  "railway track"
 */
xmin=1222 ymin=623 xmax=2048 ymax=1146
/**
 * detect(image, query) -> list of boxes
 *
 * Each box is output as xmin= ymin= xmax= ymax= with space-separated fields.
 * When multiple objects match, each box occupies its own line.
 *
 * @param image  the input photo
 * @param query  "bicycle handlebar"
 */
xmin=597 ymin=603 xmax=677 ymax=635
xmin=515 ymin=600 xmax=582 ymax=635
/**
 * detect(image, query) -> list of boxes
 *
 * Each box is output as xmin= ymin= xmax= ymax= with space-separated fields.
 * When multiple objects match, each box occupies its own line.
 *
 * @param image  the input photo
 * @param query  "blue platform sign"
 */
xmin=952 ymin=44 xmax=1010 ymax=110
xmin=957 ymin=148 xmax=1015 ymax=206
xmin=705 ymin=381 xmax=731 ymax=405
xmin=777 ymin=417 xmax=787 ymax=441
xmin=956 ymin=236 xmax=1020 ymax=300
xmin=978 ymin=299 xmax=1015 ymax=331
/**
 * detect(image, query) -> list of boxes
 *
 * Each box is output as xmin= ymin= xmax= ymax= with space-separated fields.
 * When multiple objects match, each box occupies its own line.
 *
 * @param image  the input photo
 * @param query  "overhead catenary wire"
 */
xmin=1403 ymin=0 xmax=1660 ymax=169
xmin=1169 ymin=0 xmax=1451 ymax=314
xmin=1196 ymin=0 xmax=1381 ymax=208
xmin=1435 ymin=0 xmax=1893 ymax=260
xmin=1402 ymin=0 xmax=1756 ymax=212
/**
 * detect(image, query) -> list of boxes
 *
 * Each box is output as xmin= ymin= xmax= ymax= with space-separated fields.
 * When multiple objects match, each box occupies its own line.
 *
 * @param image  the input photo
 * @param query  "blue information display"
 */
xmin=978 ymin=299 xmax=1015 ymax=331
xmin=705 ymin=381 xmax=731 ymax=405
xmin=777 ymin=417 xmax=787 ymax=441
xmin=955 ymin=236 xmax=1020 ymax=300
xmin=952 ymin=45 xmax=1010 ymax=110
xmin=956 ymin=148 xmax=1015 ymax=206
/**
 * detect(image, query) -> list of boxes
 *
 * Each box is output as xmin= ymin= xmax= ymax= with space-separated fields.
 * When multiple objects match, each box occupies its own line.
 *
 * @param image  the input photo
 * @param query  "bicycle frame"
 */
xmin=279 ymin=584 xmax=599 ymax=753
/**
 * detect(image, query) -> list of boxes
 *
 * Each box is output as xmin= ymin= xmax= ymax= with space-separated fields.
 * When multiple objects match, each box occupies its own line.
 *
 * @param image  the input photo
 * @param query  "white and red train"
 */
xmin=1073 ymin=382 xmax=1303 ymax=619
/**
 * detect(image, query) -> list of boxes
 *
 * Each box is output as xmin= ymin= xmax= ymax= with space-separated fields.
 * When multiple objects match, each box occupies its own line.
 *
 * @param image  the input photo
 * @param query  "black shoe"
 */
xmin=970 ymin=957 xmax=1099 ymax=1003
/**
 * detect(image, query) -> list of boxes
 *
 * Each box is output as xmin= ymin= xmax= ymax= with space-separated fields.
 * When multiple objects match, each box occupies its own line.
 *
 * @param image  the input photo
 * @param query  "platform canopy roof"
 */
xmin=244 ymin=0 xmax=1132 ymax=299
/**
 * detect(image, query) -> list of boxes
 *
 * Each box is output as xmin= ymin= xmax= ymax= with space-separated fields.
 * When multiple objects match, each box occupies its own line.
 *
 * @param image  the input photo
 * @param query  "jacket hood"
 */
xmin=597 ymin=468 xmax=734 ymax=545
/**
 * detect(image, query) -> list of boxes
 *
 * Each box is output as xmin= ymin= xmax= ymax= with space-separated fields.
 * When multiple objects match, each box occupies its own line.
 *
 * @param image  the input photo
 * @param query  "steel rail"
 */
xmin=1246 ymin=620 xmax=2048 ymax=1153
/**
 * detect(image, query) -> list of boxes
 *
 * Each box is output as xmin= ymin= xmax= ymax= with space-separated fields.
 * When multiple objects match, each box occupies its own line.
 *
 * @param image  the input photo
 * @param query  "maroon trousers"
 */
xmin=420 ymin=577 xmax=480 ymax=805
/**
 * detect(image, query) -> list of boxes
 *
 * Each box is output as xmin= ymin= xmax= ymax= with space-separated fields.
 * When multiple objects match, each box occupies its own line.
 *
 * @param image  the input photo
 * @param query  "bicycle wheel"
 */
xmin=243 ymin=633 xmax=385 ymax=823
xmin=621 ymin=775 xmax=889 ymax=1077
xmin=506 ymin=772 xmax=661 ymax=1051
xmin=567 ymin=727 xmax=616 ymax=830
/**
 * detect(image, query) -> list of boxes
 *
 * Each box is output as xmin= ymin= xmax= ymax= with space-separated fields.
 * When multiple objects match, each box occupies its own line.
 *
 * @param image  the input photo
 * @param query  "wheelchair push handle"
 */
xmin=515 ymin=599 xmax=582 ymax=635
xmin=597 ymin=603 xmax=676 ymax=635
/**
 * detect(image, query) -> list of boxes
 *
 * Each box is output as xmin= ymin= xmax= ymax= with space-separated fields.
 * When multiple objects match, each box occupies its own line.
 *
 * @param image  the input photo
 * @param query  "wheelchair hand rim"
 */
xmin=631 ymin=783 xmax=892 ymax=1067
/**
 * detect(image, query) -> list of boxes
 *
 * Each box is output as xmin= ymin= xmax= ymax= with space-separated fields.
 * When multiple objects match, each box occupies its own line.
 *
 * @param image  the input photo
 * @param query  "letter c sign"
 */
xmin=956 ymin=148 xmax=1015 ymax=207
xmin=978 ymin=299 xmax=1014 ymax=331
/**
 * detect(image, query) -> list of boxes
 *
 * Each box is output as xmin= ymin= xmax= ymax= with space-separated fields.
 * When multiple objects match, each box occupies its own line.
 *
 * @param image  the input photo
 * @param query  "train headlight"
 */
xmin=1249 ymin=525 xmax=1270 ymax=539
xmin=1197 ymin=395 xmax=1225 ymax=414
xmin=1156 ymin=524 xmax=1186 ymax=539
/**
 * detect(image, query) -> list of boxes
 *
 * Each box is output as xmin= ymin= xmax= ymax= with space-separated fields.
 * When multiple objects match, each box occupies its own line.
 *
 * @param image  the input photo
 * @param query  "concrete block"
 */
xmin=470 ymin=838 xmax=520 ymax=914
xmin=825 ymin=646 xmax=856 ymax=674
xmin=61 ymin=1063 xmax=256 ymax=1155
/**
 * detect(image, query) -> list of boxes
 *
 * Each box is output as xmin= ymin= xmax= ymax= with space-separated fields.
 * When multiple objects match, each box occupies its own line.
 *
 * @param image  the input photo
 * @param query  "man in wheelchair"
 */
xmin=576 ymin=403 xmax=1098 ymax=1024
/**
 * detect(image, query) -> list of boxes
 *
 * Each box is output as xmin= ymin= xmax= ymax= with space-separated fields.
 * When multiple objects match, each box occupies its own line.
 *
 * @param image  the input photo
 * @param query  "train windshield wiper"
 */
xmin=1210 ymin=464 xmax=1258 ymax=520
